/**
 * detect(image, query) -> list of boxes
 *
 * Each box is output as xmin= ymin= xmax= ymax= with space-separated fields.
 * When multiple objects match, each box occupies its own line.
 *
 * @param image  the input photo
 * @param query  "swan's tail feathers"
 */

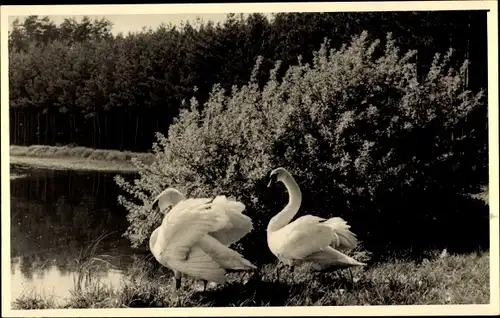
xmin=179 ymin=247 xmax=228 ymax=284
xmin=306 ymin=247 xmax=366 ymax=270
xmin=322 ymin=217 xmax=358 ymax=251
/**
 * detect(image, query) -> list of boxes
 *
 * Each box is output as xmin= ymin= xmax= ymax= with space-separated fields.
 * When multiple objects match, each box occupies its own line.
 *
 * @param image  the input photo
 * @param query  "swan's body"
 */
xmin=266 ymin=168 xmax=365 ymax=275
xmin=149 ymin=188 xmax=255 ymax=290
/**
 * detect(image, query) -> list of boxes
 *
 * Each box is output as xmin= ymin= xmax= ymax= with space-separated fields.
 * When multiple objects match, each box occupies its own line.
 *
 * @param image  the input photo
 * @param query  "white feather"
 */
xmin=149 ymin=190 xmax=256 ymax=287
xmin=266 ymin=167 xmax=365 ymax=271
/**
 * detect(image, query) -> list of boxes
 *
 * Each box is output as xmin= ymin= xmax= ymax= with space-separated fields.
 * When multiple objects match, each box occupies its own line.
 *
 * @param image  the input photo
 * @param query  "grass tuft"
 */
xmin=12 ymin=289 xmax=57 ymax=310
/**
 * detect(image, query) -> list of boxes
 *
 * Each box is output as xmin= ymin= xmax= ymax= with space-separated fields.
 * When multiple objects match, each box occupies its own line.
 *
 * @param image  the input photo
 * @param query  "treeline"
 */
xmin=9 ymin=11 xmax=487 ymax=152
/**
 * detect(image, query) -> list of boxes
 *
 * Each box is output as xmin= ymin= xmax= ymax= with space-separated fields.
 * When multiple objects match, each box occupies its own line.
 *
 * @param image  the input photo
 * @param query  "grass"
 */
xmin=12 ymin=290 xmax=57 ymax=310
xmin=12 ymin=249 xmax=490 ymax=309
xmin=9 ymin=145 xmax=155 ymax=172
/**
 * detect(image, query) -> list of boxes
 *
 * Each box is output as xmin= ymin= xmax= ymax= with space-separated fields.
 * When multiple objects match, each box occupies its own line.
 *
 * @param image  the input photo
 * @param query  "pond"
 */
xmin=9 ymin=165 xmax=147 ymax=305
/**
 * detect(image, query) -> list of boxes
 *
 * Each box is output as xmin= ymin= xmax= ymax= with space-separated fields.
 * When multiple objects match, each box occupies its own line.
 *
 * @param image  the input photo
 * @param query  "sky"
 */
xmin=8 ymin=13 xmax=274 ymax=35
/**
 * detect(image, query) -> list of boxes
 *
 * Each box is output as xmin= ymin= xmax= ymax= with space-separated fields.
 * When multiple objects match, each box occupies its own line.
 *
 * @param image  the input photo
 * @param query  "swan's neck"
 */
xmin=267 ymin=174 xmax=302 ymax=233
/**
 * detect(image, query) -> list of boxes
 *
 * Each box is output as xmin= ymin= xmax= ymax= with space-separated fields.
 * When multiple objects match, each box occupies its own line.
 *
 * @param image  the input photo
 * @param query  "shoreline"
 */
xmin=8 ymin=145 xmax=154 ymax=173
xmin=11 ymin=251 xmax=490 ymax=308
xmin=10 ymin=155 xmax=140 ymax=173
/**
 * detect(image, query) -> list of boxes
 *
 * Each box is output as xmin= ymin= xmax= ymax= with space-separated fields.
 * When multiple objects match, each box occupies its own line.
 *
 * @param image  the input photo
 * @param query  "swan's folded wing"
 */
xmin=157 ymin=198 xmax=224 ymax=256
xmin=306 ymin=246 xmax=365 ymax=270
xmin=278 ymin=223 xmax=335 ymax=260
xmin=322 ymin=217 xmax=358 ymax=250
xmin=209 ymin=196 xmax=252 ymax=246
xmin=156 ymin=200 xmax=230 ymax=283
xmin=169 ymin=245 xmax=227 ymax=284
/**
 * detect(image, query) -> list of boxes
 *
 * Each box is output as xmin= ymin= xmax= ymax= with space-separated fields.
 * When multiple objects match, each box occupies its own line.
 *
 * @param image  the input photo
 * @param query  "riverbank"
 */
xmin=9 ymin=145 xmax=155 ymax=173
xmin=12 ymin=250 xmax=490 ymax=308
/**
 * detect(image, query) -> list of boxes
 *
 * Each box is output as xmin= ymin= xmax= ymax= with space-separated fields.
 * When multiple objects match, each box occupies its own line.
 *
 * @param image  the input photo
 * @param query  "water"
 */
xmin=9 ymin=165 xmax=147 ymax=305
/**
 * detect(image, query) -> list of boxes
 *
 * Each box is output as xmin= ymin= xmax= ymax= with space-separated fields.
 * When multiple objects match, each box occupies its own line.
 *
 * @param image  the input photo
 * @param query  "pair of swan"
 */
xmin=149 ymin=167 xmax=365 ymax=291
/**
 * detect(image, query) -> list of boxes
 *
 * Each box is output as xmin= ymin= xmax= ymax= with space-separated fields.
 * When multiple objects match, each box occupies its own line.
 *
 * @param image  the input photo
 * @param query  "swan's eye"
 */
xmin=271 ymin=172 xmax=279 ymax=182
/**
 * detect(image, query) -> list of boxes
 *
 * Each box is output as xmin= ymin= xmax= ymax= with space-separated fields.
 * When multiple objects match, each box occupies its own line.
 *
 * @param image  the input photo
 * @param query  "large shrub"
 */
xmin=116 ymin=31 xmax=488 ymax=262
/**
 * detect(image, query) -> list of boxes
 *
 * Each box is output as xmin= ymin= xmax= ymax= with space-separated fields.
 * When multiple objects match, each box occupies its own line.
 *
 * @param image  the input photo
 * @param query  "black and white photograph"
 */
xmin=1 ymin=1 xmax=498 ymax=316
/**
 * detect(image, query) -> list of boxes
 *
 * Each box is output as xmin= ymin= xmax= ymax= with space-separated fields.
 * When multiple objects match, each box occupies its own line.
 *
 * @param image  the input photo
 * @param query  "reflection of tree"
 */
xmin=10 ymin=168 xmax=139 ymax=280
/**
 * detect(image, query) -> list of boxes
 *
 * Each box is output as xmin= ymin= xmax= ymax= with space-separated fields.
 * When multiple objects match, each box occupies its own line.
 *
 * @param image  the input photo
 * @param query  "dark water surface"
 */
xmin=10 ymin=165 xmax=146 ymax=304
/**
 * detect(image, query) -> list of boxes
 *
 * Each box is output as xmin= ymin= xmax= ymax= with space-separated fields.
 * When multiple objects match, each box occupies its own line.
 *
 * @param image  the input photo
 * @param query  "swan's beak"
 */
xmin=267 ymin=174 xmax=277 ymax=188
xmin=267 ymin=173 xmax=278 ymax=188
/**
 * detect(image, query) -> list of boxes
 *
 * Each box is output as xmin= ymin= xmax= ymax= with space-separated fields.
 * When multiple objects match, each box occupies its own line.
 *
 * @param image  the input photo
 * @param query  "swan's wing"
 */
xmin=197 ymin=235 xmax=257 ymax=270
xmin=163 ymin=197 xmax=212 ymax=215
xmin=159 ymin=198 xmax=242 ymax=283
xmin=153 ymin=198 xmax=229 ymax=283
xmin=321 ymin=217 xmax=358 ymax=251
xmin=157 ymin=198 xmax=226 ymax=255
xmin=212 ymin=195 xmax=246 ymax=214
xmin=277 ymin=220 xmax=335 ymax=260
xmin=170 ymin=245 xmax=227 ymax=284
xmin=209 ymin=196 xmax=253 ymax=246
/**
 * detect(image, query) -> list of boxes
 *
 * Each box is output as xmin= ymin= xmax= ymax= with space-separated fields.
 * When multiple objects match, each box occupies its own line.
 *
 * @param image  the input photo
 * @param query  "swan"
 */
xmin=266 ymin=167 xmax=365 ymax=282
xmin=149 ymin=188 xmax=256 ymax=291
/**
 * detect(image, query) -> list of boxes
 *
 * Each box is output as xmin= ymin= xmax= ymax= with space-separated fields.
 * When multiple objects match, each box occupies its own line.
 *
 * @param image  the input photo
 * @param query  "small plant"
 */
xmin=12 ymin=290 xmax=57 ymax=309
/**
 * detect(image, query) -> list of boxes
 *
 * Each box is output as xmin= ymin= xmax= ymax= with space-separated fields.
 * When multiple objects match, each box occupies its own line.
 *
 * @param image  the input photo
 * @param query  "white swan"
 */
xmin=149 ymin=188 xmax=256 ymax=291
xmin=266 ymin=167 xmax=365 ymax=281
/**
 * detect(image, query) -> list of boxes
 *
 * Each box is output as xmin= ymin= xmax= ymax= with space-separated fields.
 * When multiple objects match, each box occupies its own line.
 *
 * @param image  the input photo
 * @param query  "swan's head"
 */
xmin=267 ymin=167 xmax=290 ymax=188
xmin=151 ymin=187 xmax=186 ymax=214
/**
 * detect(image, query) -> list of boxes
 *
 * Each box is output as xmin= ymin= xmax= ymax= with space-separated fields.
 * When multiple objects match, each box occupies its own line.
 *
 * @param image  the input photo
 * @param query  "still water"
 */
xmin=10 ymin=165 xmax=147 ymax=305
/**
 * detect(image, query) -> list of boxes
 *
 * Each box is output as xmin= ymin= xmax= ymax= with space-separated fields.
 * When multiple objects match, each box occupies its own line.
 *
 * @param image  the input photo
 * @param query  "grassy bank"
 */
xmin=12 ymin=250 xmax=490 ymax=309
xmin=9 ymin=145 xmax=155 ymax=172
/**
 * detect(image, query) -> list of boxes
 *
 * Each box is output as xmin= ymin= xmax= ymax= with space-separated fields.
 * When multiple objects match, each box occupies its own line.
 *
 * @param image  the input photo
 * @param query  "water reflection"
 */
xmin=11 ymin=257 xmax=125 ymax=304
xmin=10 ymin=165 xmax=146 ymax=304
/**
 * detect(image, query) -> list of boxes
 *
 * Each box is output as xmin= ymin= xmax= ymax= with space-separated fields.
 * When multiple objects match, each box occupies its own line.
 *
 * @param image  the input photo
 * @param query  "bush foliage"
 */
xmin=115 ymin=32 xmax=488 ymax=262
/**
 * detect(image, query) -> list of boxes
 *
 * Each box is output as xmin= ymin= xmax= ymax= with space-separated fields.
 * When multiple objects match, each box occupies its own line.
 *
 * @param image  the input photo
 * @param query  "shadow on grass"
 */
xmin=195 ymin=278 xmax=301 ymax=307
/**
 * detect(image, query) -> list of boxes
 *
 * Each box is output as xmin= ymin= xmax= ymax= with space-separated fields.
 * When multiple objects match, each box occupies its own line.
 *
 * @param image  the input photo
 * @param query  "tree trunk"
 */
xmin=104 ymin=113 xmax=108 ymax=149
xmin=134 ymin=114 xmax=139 ymax=147
xmin=93 ymin=115 xmax=97 ymax=148
xmin=37 ymin=112 xmax=41 ymax=144
xmin=96 ymin=113 xmax=101 ymax=148
xmin=23 ymin=112 xmax=27 ymax=145
xmin=52 ymin=114 xmax=56 ymax=145
xmin=45 ymin=112 xmax=49 ymax=144
xmin=69 ymin=114 xmax=73 ymax=144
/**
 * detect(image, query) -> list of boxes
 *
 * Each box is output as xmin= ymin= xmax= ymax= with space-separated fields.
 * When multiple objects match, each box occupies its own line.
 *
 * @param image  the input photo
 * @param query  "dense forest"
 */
xmin=9 ymin=11 xmax=487 ymax=152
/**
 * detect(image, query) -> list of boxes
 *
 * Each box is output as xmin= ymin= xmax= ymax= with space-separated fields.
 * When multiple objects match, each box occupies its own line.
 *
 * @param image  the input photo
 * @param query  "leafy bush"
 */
xmin=115 ymin=31 xmax=488 ymax=262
